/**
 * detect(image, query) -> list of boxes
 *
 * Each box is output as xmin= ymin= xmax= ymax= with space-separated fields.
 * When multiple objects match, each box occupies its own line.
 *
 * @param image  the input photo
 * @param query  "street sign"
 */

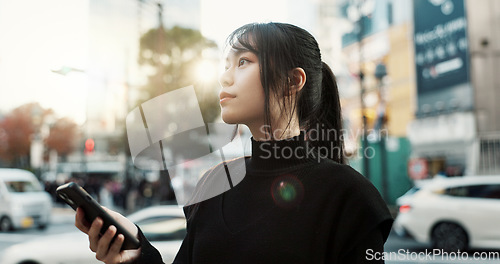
xmin=408 ymin=158 xmax=428 ymax=180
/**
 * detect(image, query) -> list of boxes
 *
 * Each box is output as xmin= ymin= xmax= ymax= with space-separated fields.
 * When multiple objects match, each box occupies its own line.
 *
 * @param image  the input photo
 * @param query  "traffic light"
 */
xmin=84 ymin=138 xmax=95 ymax=154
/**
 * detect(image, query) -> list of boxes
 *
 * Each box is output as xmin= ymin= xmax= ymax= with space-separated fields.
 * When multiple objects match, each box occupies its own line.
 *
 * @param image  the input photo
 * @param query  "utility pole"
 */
xmin=156 ymin=2 xmax=165 ymax=97
xmin=155 ymin=2 xmax=176 ymax=204
xmin=157 ymin=2 xmax=164 ymax=29
xmin=375 ymin=63 xmax=388 ymax=202
xmin=355 ymin=4 xmax=370 ymax=180
xmin=123 ymin=48 xmax=132 ymax=212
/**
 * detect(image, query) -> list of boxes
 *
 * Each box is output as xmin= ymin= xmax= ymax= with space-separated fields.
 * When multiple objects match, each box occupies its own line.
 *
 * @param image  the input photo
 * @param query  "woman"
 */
xmin=75 ymin=22 xmax=393 ymax=263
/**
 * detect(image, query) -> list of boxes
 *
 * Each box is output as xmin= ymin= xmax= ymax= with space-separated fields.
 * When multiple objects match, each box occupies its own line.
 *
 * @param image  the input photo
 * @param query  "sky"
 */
xmin=201 ymin=0 xmax=320 ymax=51
xmin=0 ymin=0 xmax=319 ymax=128
xmin=0 ymin=0 xmax=90 ymax=123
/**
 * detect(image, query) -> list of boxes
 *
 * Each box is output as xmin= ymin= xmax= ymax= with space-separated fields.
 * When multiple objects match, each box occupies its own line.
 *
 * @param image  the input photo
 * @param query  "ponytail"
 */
xmin=304 ymin=62 xmax=344 ymax=164
xmin=226 ymin=23 xmax=345 ymax=164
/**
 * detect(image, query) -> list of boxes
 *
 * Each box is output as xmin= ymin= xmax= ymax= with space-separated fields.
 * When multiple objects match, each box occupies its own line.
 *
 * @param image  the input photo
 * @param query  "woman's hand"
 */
xmin=75 ymin=207 xmax=141 ymax=264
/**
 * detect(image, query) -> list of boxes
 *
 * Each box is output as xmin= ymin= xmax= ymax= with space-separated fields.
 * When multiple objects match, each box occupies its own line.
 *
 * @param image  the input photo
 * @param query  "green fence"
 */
xmin=349 ymin=137 xmax=413 ymax=206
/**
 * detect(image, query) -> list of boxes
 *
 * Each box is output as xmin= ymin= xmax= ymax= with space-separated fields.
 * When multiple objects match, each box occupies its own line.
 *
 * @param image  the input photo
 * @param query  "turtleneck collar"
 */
xmin=248 ymin=131 xmax=317 ymax=171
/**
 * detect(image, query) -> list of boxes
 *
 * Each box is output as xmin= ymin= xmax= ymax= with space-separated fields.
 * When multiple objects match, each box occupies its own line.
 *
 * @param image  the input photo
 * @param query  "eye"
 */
xmin=238 ymin=58 xmax=249 ymax=67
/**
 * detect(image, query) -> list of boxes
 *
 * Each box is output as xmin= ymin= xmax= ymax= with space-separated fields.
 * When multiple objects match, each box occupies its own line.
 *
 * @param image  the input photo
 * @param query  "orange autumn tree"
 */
xmin=0 ymin=103 xmax=78 ymax=167
xmin=45 ymin=117 xmax=78 ymax=161
xmin=0 ymin=103 xmax=48 ymax=167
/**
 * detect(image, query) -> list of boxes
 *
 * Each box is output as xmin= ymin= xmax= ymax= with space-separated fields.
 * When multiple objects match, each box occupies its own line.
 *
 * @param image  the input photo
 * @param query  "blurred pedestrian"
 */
xmin=74 ymin=22 xmax=393 ymax=263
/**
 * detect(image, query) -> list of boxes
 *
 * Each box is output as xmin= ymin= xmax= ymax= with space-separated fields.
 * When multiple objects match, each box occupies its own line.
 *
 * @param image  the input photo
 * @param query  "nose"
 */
xmin=219 ymin=68 xmax=233 ymax=88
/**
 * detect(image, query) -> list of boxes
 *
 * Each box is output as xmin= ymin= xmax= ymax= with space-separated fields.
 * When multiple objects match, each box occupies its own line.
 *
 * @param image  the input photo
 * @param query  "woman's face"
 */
xmin=219 ymin=47 xmax=266 ymax=128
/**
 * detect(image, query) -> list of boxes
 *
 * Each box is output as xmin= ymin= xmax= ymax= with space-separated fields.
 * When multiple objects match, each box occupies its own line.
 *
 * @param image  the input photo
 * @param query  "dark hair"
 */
xmin=227 ymin=22 xmax=344 ymax=164
xmin=186 ymin=23 xmax=344 ymax=221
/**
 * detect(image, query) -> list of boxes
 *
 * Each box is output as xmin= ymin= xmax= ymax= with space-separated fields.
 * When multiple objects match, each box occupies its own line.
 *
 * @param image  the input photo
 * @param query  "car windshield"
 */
xmin=5 ymin=180 xmax=43 ymax=192
xmin=403 ymin=186 xmax=421 ymax=196
xmin=136 ymin=216 xmax=187 ymax=241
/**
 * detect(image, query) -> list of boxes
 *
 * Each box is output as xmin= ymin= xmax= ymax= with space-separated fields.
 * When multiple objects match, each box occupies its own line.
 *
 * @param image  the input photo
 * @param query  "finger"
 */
xmin=75 ymin=208 xmax=90 ymax=234
xmin=102 ymin=207 xmax=138 ymax=239
xmin=107 ymin=234 xmax=125 ymax=263
xmin=95 ymin=225 xmax=117 ymax=261
xmin=88 ymin=217 xmax=103 ymax=252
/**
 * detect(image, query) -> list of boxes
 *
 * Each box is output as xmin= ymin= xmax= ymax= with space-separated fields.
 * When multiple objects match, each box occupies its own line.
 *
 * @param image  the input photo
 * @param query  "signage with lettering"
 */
xmin=413 ymin=0 xmax=473 ymax=117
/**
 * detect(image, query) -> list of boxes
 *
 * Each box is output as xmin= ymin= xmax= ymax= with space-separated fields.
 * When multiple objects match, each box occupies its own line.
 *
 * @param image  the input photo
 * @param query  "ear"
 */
xmin=287 ymin=67 xmax=306 ymax=96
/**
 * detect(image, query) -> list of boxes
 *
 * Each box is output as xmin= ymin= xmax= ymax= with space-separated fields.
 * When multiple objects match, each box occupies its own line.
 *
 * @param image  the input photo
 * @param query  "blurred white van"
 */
xmin=0 ymin=168 xmax=52 ymax=231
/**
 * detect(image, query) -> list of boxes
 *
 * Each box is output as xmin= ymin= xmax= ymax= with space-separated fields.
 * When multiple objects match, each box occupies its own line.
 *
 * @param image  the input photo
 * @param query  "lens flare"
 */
xmin=271 ymin=174 xmax=304 ymax=208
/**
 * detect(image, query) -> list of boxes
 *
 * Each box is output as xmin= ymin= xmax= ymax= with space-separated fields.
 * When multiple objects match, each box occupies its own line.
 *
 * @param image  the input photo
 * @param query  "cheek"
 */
xmin=221 ymin=71 xmax=265 ymax=124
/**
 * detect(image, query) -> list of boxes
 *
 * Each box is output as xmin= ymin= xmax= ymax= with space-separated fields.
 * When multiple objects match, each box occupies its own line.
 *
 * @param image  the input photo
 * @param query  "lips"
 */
xmin=219 ymin=91 xmax=236 ymax=103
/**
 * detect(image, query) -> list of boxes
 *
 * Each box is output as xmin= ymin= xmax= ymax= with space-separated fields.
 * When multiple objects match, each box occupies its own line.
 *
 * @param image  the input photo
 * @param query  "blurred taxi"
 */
xmin=1 ymin=205 xmax=186 ymax=264
xmin=393 ymin=175 xmax=500 ymax=251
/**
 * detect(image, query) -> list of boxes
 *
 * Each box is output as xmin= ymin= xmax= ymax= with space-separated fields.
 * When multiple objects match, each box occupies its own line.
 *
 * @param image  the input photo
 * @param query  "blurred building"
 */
xmin=408 ymin=0 xmax=500 ymax=177
xmin=338 ymin=0 xmax=414 ymax=205
xmin=339 ymin=0 xmax=500 ymax=193
xmin=460 ymin=0 xmax=500 ymax=175
xmin=54 ymin=0 xmax=203 ymax=181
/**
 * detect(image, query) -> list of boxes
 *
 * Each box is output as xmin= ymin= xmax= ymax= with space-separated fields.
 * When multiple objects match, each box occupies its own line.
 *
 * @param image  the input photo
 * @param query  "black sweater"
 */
xmin=135 ymin=133 xmax=394 ymax=263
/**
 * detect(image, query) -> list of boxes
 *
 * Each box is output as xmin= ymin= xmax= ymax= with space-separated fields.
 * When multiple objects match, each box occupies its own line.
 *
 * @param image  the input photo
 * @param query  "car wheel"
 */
xmin=431 ymin=222 xmax=468 ymax=252
xmin=37 ymin=223 xmax=48 ymax=230
xmin=0 ymin=216 xmax=13 ymax=232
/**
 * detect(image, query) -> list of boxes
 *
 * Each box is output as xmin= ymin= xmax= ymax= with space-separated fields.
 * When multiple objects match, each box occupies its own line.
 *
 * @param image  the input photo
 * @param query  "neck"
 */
xmin=247 ymin=118 xmax=301 ymax=142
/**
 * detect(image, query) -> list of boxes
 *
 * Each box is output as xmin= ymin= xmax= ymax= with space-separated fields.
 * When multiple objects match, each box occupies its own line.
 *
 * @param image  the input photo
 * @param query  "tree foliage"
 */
xmin=0 ymin=103 xmax=78 ymax=167
xmin=0 ymin=103 xmax=48 ymax=167
xmin=45 ymin=117 xmax=78 ymax=159
xmin=138 ymin=26 xmax=220 ymax=123
xmin=136 ymin=26 xmax=223 ymax=203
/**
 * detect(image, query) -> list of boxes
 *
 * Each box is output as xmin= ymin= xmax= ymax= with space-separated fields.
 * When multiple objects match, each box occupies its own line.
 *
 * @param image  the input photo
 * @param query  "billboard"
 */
xmin=413 ymin=0 xmax=472 ymax=117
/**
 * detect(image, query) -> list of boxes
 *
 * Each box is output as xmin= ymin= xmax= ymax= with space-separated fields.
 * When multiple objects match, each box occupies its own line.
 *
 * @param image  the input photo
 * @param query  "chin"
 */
xmin=221 ymin=112 xmax=239 ymax=124
xmin=221 ymin=107 xmax=252 ymax=125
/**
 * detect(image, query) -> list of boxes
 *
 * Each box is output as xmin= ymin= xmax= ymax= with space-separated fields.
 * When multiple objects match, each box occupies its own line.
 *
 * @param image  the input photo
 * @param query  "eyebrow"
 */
xmin=226 ymin=48 xmax=253 ymax=62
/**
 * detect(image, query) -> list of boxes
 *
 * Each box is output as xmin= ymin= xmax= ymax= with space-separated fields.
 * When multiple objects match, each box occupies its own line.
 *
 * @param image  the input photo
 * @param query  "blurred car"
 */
xmin=0 ymin=205 xmax=186 ymax=264
xmin=393 ymin=175 xmax=500 ymax=251
xmin=0 ymin=169 xmax=52 ymax=231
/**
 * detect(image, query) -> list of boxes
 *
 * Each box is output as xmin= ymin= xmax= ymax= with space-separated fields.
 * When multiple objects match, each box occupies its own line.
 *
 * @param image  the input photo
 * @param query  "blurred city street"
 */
xmin=2 ymin=207 xmax=500 ymax=264
xmin=0 ymin=0 xmax=500 ymax=263
xmin=0 ymin=205 xmax=75 ymax=260
xmin=384 ymin=231 xmax=500 ymax=263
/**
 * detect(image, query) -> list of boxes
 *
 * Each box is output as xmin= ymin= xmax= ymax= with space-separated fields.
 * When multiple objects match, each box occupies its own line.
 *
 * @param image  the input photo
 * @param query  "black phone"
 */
xmin=56 ymin=182 xmax=140 ymax=250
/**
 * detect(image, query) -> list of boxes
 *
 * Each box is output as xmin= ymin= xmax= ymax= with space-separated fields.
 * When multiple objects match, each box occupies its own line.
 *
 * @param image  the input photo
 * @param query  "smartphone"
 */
xmin=56 ymin=182 xmax=140 ymax=250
